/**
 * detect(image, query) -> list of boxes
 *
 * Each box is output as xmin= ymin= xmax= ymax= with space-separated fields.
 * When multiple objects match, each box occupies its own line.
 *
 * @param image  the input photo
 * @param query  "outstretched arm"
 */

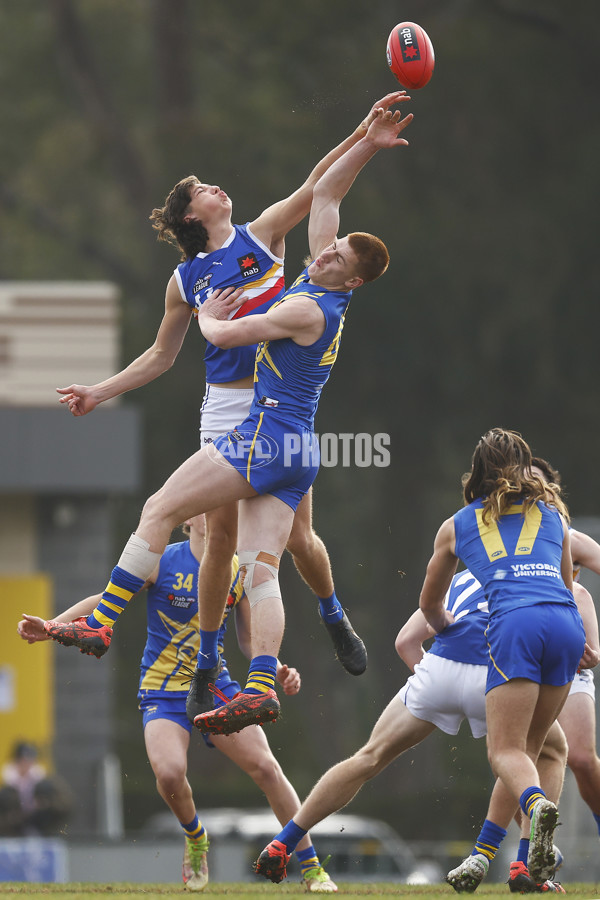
xmin=56 ymin=276 xmax=192 ymax=415
xmin=395 ymin=608 xmax=436 ymax=672
xmin=249 ymin=91 xmax=411 ymax=252
xmin=573 ymin=583 xmax=600 ymax=669
xmin=571 ymin=529 xmax=600 ymax=576
xmin=419 ymin=518 xmax=458 ymax=634
xmin=307 ymin=105 xmax=413 ymax=260
xmin=18 ymin=594 xmax=103 ymax=643
xmin=198 ymin=288 xmax=324 ymax=349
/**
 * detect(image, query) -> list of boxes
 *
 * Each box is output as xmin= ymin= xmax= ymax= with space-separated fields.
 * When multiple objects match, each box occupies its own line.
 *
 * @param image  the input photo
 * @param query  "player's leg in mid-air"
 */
xmin=193 ymin=492 xmax=296 ymax=736
xmin=185 ymin=500 xmax=240 ymax=722
xmin=286 ymin=489 xmax=366 ymax=676
xmin=44 ymin=444 xmax=256 ymax=655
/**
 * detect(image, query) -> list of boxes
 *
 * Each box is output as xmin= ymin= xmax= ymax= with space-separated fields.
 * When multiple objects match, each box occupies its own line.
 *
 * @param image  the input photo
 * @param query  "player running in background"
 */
xmin=53 ymin=93 xmax=412 ymax=691
xmin=44 ymin=99 xmax=414 ymax=736
xmin=445 ymin=575 xmax=599 ymax=893
xmin=419 ymin=429 xmax=585 ymax=884
xmin=18 ymin=516 xmax=337 ymax=893
xmin=252 ymin=567 xmax=586 ymax=888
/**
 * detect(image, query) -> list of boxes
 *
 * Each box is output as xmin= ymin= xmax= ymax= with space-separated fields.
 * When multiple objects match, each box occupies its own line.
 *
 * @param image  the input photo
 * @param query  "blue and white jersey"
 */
xmin=428 ymin=570 xmax=489 ymax=665
xmin=453 ymin=499 xmax=575 ymax=618
xmin=174 ymin=223 xmax=285 ymax=384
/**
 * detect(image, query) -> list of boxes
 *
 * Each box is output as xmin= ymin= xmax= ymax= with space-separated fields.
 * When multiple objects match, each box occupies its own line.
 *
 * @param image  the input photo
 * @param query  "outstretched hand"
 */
xmin=18 ymin=614 xmax=50 ymax=644
xmin=56 ymin=384 xmax=98 ymax=416
xmin=198 ymin=286 xmax=247 ymax=323
xmin=359 ymin=91 xmax=412 ymax=133
xmin=366 ymin=105 xmax=414 ymax=149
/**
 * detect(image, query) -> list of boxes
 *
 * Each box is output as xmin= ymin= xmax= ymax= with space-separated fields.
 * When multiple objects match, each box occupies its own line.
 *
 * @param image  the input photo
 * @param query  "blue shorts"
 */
xmin=138 ymin=675 xmax=242 ymax=747
xmin=486 ymin=602 xmax=585 ymax=692
xmin=139 ymin=692 xmax=191 ymax=733
xmin=213 ymin=412 xmax=319 ymax=512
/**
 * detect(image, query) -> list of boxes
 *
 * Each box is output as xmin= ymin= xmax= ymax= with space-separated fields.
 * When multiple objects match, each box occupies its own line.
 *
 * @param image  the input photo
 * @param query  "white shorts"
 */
xmin=199 ymin=385 xmax=254 ymax=445
xmin=568 ymin=667 xmax=595 ymax=699
xmin=398 ymin=653 xmax=488 ymax=738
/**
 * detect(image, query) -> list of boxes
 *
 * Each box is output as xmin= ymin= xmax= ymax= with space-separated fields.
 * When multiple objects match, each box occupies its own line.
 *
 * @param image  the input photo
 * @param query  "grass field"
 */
xmin=1 ymin=885 xmax=600 ymax=900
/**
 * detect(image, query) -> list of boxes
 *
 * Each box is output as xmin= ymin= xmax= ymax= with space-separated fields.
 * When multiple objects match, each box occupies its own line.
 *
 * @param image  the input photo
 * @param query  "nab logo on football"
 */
xmin=238 ymin=252 xmax=260 ymax=279
xmin=399 ymin=25 xmax=421 ymax=63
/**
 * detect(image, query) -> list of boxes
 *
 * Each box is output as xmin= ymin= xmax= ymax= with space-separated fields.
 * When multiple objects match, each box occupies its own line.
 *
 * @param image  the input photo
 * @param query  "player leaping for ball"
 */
xmin=44 ymin=99 xmax=413 ymax=737
xmin=51 ymin=92 xmax=411 ymax=697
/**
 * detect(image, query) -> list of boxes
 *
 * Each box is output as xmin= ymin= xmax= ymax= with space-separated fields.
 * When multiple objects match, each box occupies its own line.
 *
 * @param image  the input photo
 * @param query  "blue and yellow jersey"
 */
xmin=174 ymin=223 xmax=285 ymax=384
xmin=250 ymin=269 xmax=351 ymax=430
xmin=137 ymin=541 xmax=244 ymax=699
xmin=428 ymin=569 xmax=489 ymax=665
xmin=453 ymin=499 xmax=575 ymax=618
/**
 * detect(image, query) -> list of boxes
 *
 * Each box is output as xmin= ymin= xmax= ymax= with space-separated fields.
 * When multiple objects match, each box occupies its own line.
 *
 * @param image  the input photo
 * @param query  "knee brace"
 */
xmin=238 ymin=550 xmax=282 ymax=609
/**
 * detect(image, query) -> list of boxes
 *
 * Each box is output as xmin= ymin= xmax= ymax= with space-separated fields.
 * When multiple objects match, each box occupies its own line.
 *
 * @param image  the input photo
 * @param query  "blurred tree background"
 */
xmin=1 ymin=0 xmax=599 ymax=844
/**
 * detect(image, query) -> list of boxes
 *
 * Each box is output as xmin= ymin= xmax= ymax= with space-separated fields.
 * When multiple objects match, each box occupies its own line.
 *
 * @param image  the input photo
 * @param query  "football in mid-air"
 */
xmin=386 ymin=22 xmax=435 ymax=90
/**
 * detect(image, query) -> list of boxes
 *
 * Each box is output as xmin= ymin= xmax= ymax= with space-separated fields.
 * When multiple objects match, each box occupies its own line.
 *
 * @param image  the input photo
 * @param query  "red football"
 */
xmin=386 ymin=22 xmax=435 ymax=90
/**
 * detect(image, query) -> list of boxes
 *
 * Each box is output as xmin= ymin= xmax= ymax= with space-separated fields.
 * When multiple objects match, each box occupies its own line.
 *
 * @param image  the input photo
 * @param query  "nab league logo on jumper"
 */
xmin=193 ymin=274 xmax=212 ymax=295
xmin=399 ymin=25 xmax=421 ymax=63
xmin=167 ymin=593 xmax=195 ymax=609
xmin=238 ymin=252 xmax=260 ymax=279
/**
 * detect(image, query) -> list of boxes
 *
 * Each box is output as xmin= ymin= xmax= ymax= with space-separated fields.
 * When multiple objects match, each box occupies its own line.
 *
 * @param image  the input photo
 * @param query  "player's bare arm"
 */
xmin=573 ymin=584 xmax=600 ymax=669
xmin=570 ymin=529 xmax=600 ymax=575
xmin=560 ymin=521 xmax=574 ymax=591
xmin=198 ymin=287 xmax=325 ymax=349
xmin=57 ymin=275 xmax=192 ymax=415
xmin=419 ymin=517 xmax=458 ymax=634
xmin=18 ymin=594 xmax=103 ymax=643
xmin=18 ymin=567 xmax=157 ymax=643
xmin=249 ymin=91 xmax=411 ymax=253
xmin=395 ymin=608 xmax=436 ymax=672
xmin=308 ymin=105 xmax=413 ymax=260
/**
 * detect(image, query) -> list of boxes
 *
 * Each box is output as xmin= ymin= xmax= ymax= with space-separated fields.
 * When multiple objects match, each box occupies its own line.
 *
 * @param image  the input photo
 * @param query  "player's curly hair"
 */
xmin=149 ymin=176 xmax=209 ymax=261
xmin=348 ymin=232 xmax=389 ymax=283
xmin=462 ymin=428 xmax=569 ymax=525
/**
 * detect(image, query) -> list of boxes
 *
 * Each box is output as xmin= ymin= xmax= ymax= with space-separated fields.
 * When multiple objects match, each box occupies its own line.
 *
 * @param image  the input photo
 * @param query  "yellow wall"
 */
xmin=0 ymin=575 xmax=53 ymax=772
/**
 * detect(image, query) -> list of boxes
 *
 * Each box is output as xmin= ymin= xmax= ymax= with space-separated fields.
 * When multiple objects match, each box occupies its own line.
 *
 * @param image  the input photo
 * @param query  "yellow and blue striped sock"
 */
xmin=88 ymin=566 xmax=145 ymax=628
xmin=181 ymin=815 xmax=205 ymax=842
xmin=244 ymin=655 xmax=277 ymax=694
xmin=296 ymin=847 xmax=319 ymax=877
xmin=520 ymin=786 xmax=546 ymax=819
xmin=473 ymin=819 xmax=507 ymax=861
